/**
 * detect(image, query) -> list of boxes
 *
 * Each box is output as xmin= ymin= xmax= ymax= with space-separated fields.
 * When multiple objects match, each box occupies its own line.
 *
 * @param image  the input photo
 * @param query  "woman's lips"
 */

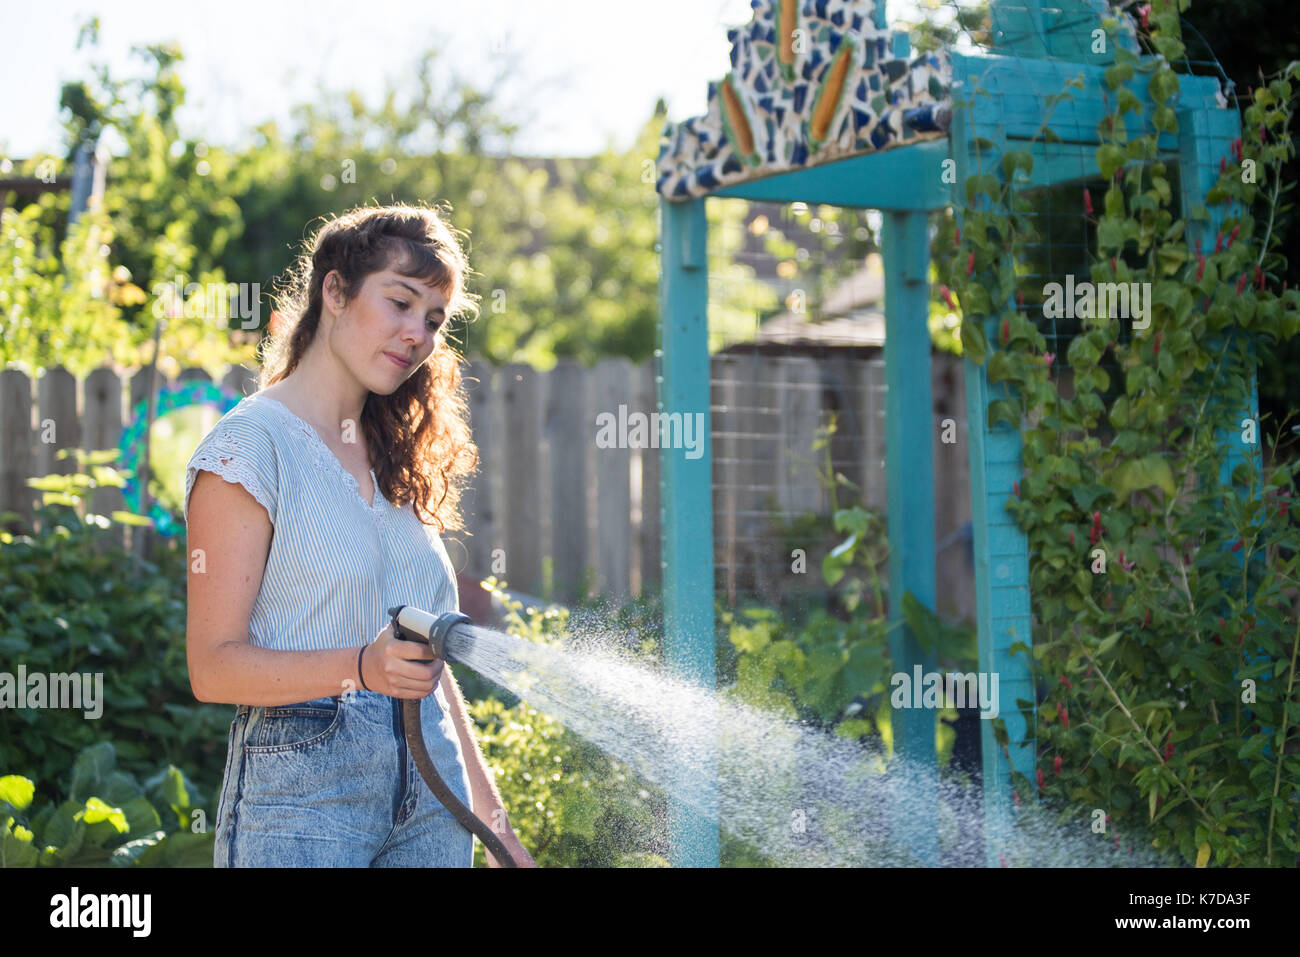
xmin=385 ymin=352 xmax=410 ymax=369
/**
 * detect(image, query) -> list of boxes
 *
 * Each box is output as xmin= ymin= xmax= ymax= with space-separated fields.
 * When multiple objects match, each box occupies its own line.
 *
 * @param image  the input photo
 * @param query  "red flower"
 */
xmin=1233 ymin=137 xmax=1242 ymax=163
xmin=1069 ymin=530 xmax=1075 ymax=546
xmin=1231 ymin=539 xmax=1243 ymax=552
xmin=1053 ymin=756 xmax=1062 ymax=775
xmin=1220 ymin=156 xmax=1227 ymax=174
xmin=1260 ymin=123 xmax=1267 ymax=144
xmin=1153 ymin=331 xmax=1162 ymax=356
xmin=1013 ymin=480 xmax=1020 ymax=497
xmin=1060 ymin=673 xmax=1073 ymax=689
xmin=1000 ymin=318 xmax=1010 ymax=345
xmin=1195 ymin=237 xmax=1202 ymax=255
xmin=1061 ymin=706 xmax=1069 ymax=731
xmin=1237 ymin=273 xmax=1249 ymax=294
xmin=1037 ymin=768 xmax=1045 ymax=788
xmin=954 ymin=226 xmax=961 ymax=245
xmin=1139 ymin=3 xmax=1150 ymax=29
xmin=1195 ymin=254 xmax=1205 ymax=282
xmin=1111 ymin=256 xmax=1117 ymax=274
xmin=940 ymin=284 xmax=957 ymax=311
xmin=1228 ymin=225 xmax=1240 ymax=247
xmin=1083 ymin=189 xmax=1093 ymax=216
xmin=966 ymin=251 xmax=975 ymax=276
xmin=1013 ymin=790 xmax=1021 ymax=807
xmin=1143 ymin=608 xmax=1151 ymax=629
xmin=1214 ymin=231 xmax=1224 ymax=254
xmin=1017 ymin=290 xmax=1025 ymax=307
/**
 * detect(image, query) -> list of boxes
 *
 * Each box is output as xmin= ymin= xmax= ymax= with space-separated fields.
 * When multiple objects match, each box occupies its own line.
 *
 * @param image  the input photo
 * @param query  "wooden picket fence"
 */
xmin=0 ymin=352 xmax=980 ymax=619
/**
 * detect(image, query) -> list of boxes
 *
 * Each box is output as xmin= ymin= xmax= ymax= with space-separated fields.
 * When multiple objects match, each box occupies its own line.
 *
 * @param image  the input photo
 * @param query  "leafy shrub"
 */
xmin=1 ymin=741 xmax=212 ymax=867
xmin=463 ymin=581 xmax=669 ymax=867
xmin=0 ymin=480 xmax=233 ymax=800
xmin=944 ymin=24 xmax=1300 ymax=866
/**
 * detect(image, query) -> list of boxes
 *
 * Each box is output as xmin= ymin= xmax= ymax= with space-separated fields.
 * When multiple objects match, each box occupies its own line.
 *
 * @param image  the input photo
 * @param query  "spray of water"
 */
xmin=448 ymin=621 xmax=1175 ymax=867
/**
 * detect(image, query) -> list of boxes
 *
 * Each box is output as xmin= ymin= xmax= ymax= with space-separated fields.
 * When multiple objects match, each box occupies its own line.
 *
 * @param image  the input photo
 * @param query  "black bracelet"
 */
xmin=357 ymin=644 xmax=371 ymax=692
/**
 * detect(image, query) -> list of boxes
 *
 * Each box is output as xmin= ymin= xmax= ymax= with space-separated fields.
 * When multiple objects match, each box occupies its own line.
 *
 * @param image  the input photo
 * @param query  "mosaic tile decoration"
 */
xmin=656 ymin=0 xmax=952 ymax=201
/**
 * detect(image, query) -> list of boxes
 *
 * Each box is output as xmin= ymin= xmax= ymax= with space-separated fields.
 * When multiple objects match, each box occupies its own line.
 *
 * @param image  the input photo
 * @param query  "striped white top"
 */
xmin=183 ymin=391 xmax=461 ymax=652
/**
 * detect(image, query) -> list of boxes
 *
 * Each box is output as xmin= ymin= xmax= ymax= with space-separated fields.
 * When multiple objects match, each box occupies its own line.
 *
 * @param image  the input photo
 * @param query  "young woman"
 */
xmin=184 ymin=202 xmax=534 ymax=867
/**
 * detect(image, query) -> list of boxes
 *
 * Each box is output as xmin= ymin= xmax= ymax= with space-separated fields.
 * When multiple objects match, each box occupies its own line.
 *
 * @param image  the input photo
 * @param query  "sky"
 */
xmin=0 ymin=0 xmax=767 ymax=159
xmin=1 ymin=0 xmax=940 ymax=161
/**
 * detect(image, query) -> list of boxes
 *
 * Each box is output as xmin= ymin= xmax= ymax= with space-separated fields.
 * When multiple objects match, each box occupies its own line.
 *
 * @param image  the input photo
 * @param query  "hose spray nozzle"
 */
xmin=384 ymin=604 xmax=515 ymax=865
xmin=387 ymin=605 xmax=473 ymax=661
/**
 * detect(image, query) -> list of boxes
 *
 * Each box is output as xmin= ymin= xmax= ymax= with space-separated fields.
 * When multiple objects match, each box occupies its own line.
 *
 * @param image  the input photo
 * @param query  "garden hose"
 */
xmin=387 ymin=605 xmax=518 ymax=868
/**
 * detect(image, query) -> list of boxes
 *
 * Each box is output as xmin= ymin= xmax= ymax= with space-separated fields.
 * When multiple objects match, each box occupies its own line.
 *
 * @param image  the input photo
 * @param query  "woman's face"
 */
xmin=323 ymin=266 xmax=448 ymax=393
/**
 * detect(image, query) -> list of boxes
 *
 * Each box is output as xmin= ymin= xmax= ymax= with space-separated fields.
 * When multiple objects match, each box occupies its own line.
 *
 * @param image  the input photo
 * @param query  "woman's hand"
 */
xmin=487 ymin=830 xmax=537 ymax=868
xmin=360 ymin=621 xmax=445 ymax=698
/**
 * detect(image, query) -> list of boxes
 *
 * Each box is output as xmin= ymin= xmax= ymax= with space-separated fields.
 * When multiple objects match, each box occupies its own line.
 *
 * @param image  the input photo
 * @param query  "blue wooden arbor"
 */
xmin=654 ymin=0 xmax=1251 ymax=867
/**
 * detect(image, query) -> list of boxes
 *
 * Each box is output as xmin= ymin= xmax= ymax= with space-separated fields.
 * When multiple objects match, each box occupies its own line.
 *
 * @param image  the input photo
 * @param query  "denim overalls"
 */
xmin=213 ymin=684 xmax=474 ymax=867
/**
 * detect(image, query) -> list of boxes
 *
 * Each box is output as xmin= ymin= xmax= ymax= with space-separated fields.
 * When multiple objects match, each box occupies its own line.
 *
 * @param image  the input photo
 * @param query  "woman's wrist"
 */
xmin=356 ymin=643 xmax=371 ymax=692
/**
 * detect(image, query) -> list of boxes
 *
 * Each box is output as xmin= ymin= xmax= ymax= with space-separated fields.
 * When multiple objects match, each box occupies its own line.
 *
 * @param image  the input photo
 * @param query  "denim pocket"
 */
xmin=245 ymin=698 xmax=343 ymax=754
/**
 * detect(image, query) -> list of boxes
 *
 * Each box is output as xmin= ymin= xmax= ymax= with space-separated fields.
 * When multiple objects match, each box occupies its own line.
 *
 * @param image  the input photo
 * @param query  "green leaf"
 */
xmin=1097 ymin=217 xmax=1126 ymax=249
xmin=131 ymin=830 xmax=215 ymax=868
xmin=1096 ymin=631 xmax=1122 ymax=656
xmin=961 ymin=320 xmax=988 ymax=365
xmin=1117 ymin=88 xmax=1143 ymax=115
xmin=1 ymin=827 xmax=40 ymax=868
xmin=69 ymin=741 xmax=116 ymax=803
xmin=0 ymin=776 xmax=35 ymax=814
xmin=1096 ymin=144 xmax=1126 ymax=180
xmin=828 ymin=532 xmax=857 ymax=562
xmin=987 ymin=351 xmax=1018 ymax=384
xmin=1001 ymin=150 xmax=1033 ymax=180
xmin=960 ymin=283 xmax=991 ymax=317
xmin=900 ymin=591 xmax=944 ymax=657
xmin=965 ymin=174 xmax=1000 ymax=205
xmin=1070 ymin=483 xmax=1108 ymax=512
xmin=1107 ymin=455 xmax=1177 ymax=499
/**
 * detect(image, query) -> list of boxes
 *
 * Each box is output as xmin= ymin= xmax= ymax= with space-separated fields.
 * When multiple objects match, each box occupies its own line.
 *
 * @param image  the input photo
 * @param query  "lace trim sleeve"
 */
xmin=184 ymin=425 xmax=278 ymax=527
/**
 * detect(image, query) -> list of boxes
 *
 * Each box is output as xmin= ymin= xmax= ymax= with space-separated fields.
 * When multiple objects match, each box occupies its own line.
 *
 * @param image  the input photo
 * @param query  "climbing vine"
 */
xmin=943 ymin=0 xmax=1300 ymax=866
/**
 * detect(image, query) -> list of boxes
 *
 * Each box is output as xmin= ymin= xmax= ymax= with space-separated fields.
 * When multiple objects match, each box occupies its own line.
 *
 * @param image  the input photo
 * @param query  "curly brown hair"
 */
xmin=257 ymin=201 xmax=481 ymax=534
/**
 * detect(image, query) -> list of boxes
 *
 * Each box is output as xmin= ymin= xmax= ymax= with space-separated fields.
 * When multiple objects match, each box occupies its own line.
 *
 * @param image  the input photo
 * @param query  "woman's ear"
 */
xmin=322 ymin=270 xmax=345 ymax=317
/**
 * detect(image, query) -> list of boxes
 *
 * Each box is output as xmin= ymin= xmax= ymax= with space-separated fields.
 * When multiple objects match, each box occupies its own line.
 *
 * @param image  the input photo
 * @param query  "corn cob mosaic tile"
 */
xmin=656 ymin=0 xmax=952 ymax=200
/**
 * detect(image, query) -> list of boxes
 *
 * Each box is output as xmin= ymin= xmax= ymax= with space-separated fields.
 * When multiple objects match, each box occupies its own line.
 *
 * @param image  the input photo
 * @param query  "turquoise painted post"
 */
xmin=949 ymin=52 xmax=1038 ymax=868
xmin=1176 ymin=102 xmax=1273 ymax=737
xmin=881 ymin=209 xmax=939 ymax=866
xmin=1177 ymin=104 xmax=1253 ymax=496
xmin=658 ymin=194 xmax=720 ymax=867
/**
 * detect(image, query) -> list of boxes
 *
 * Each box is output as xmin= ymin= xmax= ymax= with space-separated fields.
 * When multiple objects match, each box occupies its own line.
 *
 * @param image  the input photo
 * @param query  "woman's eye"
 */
xmin=427 ymin=319 xmax=442 ymax=332
xmin=390 ymin=299 xmax=409 ymax=311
